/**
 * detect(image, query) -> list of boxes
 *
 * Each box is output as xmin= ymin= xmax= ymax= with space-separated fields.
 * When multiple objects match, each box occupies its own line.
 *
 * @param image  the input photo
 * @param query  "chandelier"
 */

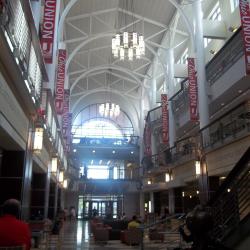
xmin=99 ymin=103 xmax=120 ymax=117
xmin=112 ymin=32 xmax=145 ymax=60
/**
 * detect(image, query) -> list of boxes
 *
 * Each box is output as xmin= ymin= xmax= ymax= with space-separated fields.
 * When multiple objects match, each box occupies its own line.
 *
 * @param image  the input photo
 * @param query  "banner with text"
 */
xmin=188 ymin=58 xmax=199 ymax=121
xmin=62 ymin=89 xmax=70 ymax=139
xmin=144 ymin=123 xmax=152 ymax=156
xmin=55 ymin=49 xmax=66 ymax=115
xmin=40 ymin=0 xmax=57 ymax=63
xmin=161 ymin=94 xmax=169 ymax=145
xmin=239 ymin=0 xmax=250 ymax=75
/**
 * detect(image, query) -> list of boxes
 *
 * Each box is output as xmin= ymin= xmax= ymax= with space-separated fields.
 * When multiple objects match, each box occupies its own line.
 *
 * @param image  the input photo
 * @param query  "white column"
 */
xmin=30 ymin=0 xmax=41 ymax=32
xmin=193 ymin=0 xmax=210 ymax=131
xmin=152 ymin=78 xmax=157 ymax=109
xmin=166 ymin=49 xmax=176 ymax=147
xmin=139 ymin=87 xmax=145 ymax=177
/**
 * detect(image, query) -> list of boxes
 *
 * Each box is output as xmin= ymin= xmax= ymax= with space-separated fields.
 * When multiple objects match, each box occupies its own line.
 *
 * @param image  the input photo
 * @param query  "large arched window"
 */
xmin=72 ymin=104 xmax=134 ymax=139
xmin=73 ymin=118 xmax=123 ymax=138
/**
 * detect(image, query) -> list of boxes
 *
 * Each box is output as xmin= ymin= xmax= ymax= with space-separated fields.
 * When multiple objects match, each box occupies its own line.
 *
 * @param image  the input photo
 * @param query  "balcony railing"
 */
xmin=142 ymin=136 xmax=197 ymax=171
xmin=201 ymin=103 xmax=250 ymax=148
xmin=72 ymin=135 xmax=139 ymax=147
xmin=206 ymin=28 xmax=244 ymax=86
xmin=0 ymin=0 xmax=47 ymax=102
xmin=208 ymin=146 xmax=250 ymax=241
xmin=146 ymin=105 xmax=162 ymax=124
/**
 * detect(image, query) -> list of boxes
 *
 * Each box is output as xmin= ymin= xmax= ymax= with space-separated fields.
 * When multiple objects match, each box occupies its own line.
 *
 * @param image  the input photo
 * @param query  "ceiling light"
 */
xmin=112 ymin=150 xmax=116 ymax=154
xmin=73 ymin=149 xmax=77 ymax=153
xmin=147 ymin=180 xmax=152 ymax=185
xmin=131 ymin=151 xmax=134 ymax=154
xmin=99 ymin=160 xmax=102 ymax=165
xmin=99 ymin=103 xmax=120 ymax=117
xmin=92 ymin=150 xmax=95 ymax=153
xmin=196 ymin=190 xmax=199 ymax=194
xmin=112 ymin=1 xmax=145 ymax=61
xmin=91 ymin=160 xmax=94 ymax=165
xmin=107 ymin=160 xmax=111 ymax=165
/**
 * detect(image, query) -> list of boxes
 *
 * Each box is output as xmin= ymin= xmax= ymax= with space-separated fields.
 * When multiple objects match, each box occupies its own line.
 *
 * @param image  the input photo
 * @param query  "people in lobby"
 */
xmin=0 ymin=199 xmax=31 ymax=249
xmin=128 ymin=215 xmax=140 ymax=229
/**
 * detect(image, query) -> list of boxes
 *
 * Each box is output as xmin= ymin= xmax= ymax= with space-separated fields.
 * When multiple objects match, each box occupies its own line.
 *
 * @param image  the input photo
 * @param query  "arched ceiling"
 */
xmin=61 ymin=0 xmax=210 ymax=131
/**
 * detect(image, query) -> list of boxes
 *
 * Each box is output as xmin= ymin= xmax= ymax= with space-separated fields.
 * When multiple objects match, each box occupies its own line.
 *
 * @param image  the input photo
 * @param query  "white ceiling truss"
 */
xmin=60 ymin=0 xmax=198 ymax=129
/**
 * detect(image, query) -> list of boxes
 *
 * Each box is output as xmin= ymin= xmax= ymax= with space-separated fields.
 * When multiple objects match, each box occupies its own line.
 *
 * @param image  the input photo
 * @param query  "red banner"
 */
xmin=188 ymin=58 xmax=199 ymax=121
xmin=144 ymin=123 xmax=152 ymax=156
xmin=161 ymin=94 xmax=169 ymax=145
xmin=40 ymin=0 xmax=57 ymax=63
xmin=62 ymin=89 xmax=70 ymax=138
xmin=55 ymin=49 xmax=66 ymax=114
xmin=239 ymin=0 xmax=250 ymax=75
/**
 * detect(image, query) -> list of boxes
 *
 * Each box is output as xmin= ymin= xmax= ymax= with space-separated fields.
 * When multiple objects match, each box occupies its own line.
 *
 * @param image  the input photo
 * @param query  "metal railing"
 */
xmin=72 ymin=135 xmax=139 ymax=147
xmin=146 ymin=105 xmax=162 ymax=124
xmin=142 ymin=136 xmax=197 ymax=171
xmin=140 ymin=214 xmax=187 ymax=250
xmin=208 ymin=147 xmax=250 ymax=241
xmin=206 ymin=28 xmax=244 ymax=86
xmin=1 ymin=0 xmax=45 ymax=100
xmin=201 ymin=104 xmax=250 ymax=148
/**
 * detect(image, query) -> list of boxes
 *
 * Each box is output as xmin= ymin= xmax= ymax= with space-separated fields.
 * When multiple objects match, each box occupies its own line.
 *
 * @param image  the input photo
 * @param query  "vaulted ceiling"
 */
xmin=61 ymin=0 xmax=211 ymax=132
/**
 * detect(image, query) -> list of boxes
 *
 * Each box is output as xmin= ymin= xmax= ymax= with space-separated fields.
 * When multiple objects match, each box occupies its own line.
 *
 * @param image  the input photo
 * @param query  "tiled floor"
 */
xmin=36 ymin=220 xmax=182 ymax=250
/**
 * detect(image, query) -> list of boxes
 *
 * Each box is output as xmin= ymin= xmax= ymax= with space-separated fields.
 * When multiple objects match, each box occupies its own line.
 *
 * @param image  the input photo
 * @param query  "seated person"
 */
xmin=0 ymin=199 xmax=31 ymax=250
xmin=128 ymin=215 xmax=140 ymax=229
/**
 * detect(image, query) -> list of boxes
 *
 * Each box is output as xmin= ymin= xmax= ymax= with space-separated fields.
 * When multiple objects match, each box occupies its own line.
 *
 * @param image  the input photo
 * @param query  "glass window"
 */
xmin=208 ymin=2 xmax=221 ymax=21
xmin=204 ymin=38 xmax=212 ymax=48
xmin=87 ymin=165 xmax=109 ymax=179
xmin=178 ymin=48 xmax=188 ymax=64
xmin=230 ymin=0 xmax=239 ymax=12
xmin=73 ymin=119 xmax=123 ymax=138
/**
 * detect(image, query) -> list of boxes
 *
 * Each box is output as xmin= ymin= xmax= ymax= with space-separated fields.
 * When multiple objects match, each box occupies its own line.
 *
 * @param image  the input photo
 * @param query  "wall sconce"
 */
xmin=195 ymin=160 xmax=201 ymax=175
xmin=148 ymin=201 xmax=152 ymax=213
xmin=33 ymin=128 xmax=44 ymax=152
xmin=63 ymin=179 xmax=68 ymax=188
xmin=147 ymin=179 xmax=152 ymax=185
xmin=182 ymin=191 xmax=185 ymax=197
xmin=59 ymin=171 xmax=64 ymax=183
xmin=51 ymin=157 xmax=58 ymax=173
xmin=165 ymin=173 xmax=170 ymax=182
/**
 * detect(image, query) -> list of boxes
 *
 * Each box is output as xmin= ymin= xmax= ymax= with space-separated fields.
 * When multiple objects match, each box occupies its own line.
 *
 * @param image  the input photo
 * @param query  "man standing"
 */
xmin=0 ymin=199 xmax=31 ymax=249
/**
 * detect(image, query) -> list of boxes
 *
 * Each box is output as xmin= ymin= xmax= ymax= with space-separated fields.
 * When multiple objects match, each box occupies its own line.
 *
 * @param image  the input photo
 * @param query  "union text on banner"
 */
xmin=239 ymin=0 xmax=250 ymax=75
xmin=62 ymin=89 xmax=70 ymax=138
xmin=40 ymin=0 xmax=57 ymax=64
xmin=161 ymin=94 xmax=169 ymax=145
xmin=188 ymin=58 xmax=198 ymax=121
xmin=55 ymin=49 xmax=66 ymax=115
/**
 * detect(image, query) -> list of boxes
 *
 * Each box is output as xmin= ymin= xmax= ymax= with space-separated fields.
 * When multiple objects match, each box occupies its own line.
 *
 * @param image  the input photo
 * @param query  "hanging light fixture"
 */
xmin=98 ymin=69 xmax=120 ymax=117
xmin=51 ymin=157 xmax=58 ymax=173
xmin=112 ymin=0 xmax=145 ymax=61
xmin=59 ymin=171 xmax=64 ymax=183
xmin=33 ymin=128 xmax=44 ymax=152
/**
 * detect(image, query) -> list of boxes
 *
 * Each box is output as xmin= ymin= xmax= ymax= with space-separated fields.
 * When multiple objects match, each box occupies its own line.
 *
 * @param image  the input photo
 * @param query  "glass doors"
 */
xmin=77 ymin=195 xmax=123 ymax=219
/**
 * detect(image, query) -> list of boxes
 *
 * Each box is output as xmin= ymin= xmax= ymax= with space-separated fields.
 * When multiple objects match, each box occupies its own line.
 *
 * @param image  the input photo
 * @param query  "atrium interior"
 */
xmin=0 ymin=0 xmax=249 ymax=249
